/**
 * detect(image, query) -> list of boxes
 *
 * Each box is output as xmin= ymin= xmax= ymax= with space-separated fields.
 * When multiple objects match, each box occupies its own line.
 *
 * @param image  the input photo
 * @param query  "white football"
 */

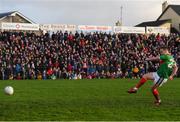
xmin=4 ymin=86 xmax=14 ymax=95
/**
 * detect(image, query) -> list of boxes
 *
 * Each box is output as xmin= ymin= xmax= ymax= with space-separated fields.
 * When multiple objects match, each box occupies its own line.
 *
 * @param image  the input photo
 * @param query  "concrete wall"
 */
xmin=159 ymin=7 xmax=180 ymax=32
xmin=160 ymin=22 xmax=171 ymax=29
xmin=0 ymin=14 xmax=31 ymax=23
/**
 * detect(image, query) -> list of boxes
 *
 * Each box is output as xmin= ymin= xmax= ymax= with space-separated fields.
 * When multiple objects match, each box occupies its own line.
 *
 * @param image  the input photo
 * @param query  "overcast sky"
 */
xmin=0 ymin=0 xmax=180 ymax=26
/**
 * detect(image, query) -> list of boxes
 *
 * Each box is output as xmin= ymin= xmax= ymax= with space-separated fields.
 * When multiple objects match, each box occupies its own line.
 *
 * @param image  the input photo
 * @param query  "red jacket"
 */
xmin=47 ymin=69 xmax=53 ymax=75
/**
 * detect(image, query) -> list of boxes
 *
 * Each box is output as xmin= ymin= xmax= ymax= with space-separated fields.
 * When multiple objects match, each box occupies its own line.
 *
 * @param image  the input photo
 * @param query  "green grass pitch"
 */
xmin=0 ymin=78 xmax=180 ymax=121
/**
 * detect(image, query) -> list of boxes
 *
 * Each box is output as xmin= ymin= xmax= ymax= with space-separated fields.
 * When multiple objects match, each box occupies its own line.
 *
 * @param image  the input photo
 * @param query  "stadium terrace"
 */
xmin=0 ymin=31 xmax=179 ymax=80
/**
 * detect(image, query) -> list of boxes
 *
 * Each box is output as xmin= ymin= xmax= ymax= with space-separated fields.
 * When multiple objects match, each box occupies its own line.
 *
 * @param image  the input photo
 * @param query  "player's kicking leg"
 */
xmin=128 ymin=72 xmax=162 ymax=105
xmin=127 ymin=72 xmax=154 ymax=93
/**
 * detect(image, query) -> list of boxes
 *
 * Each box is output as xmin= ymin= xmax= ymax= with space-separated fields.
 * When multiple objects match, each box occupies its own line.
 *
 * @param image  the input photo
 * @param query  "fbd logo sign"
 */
xmin=16 ymin=24 xmax=20 ymax=29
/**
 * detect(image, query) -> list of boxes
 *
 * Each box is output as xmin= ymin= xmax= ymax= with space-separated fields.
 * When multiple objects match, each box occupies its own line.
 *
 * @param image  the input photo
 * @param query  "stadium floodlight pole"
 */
xmin=120 ymin=6 xmax=123 ymax=26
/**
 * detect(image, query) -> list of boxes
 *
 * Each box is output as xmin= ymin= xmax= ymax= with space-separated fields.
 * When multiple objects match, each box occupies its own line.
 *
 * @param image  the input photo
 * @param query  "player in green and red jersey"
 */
xmin=128 ymin=46 xmax=178 ymax=106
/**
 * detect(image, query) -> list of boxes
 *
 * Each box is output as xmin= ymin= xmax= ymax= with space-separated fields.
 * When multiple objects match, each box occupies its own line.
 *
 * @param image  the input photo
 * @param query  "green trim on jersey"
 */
xmin=157 ymin=54 xmax=176 ymax=78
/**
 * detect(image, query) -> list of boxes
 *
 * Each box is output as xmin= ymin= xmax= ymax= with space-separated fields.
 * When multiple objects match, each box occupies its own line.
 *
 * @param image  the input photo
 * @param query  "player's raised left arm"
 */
xmin=169 ymin=63 xmax=178 ymax=80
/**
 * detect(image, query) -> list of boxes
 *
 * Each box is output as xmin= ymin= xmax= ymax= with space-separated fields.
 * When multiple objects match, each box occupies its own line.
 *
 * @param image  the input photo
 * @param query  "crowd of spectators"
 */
xmin=0 ymin=31 xmax=179 ymax=80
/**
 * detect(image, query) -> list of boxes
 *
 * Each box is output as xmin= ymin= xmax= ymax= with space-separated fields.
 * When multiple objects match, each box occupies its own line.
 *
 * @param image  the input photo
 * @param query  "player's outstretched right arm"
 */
xmin=146 ymin=57 xmax=160 ymax=61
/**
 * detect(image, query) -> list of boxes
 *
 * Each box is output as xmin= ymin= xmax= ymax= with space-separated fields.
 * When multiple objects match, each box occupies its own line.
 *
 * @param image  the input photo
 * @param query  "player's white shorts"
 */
xmin=152 ymin=72 xmax=168 ymax=87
